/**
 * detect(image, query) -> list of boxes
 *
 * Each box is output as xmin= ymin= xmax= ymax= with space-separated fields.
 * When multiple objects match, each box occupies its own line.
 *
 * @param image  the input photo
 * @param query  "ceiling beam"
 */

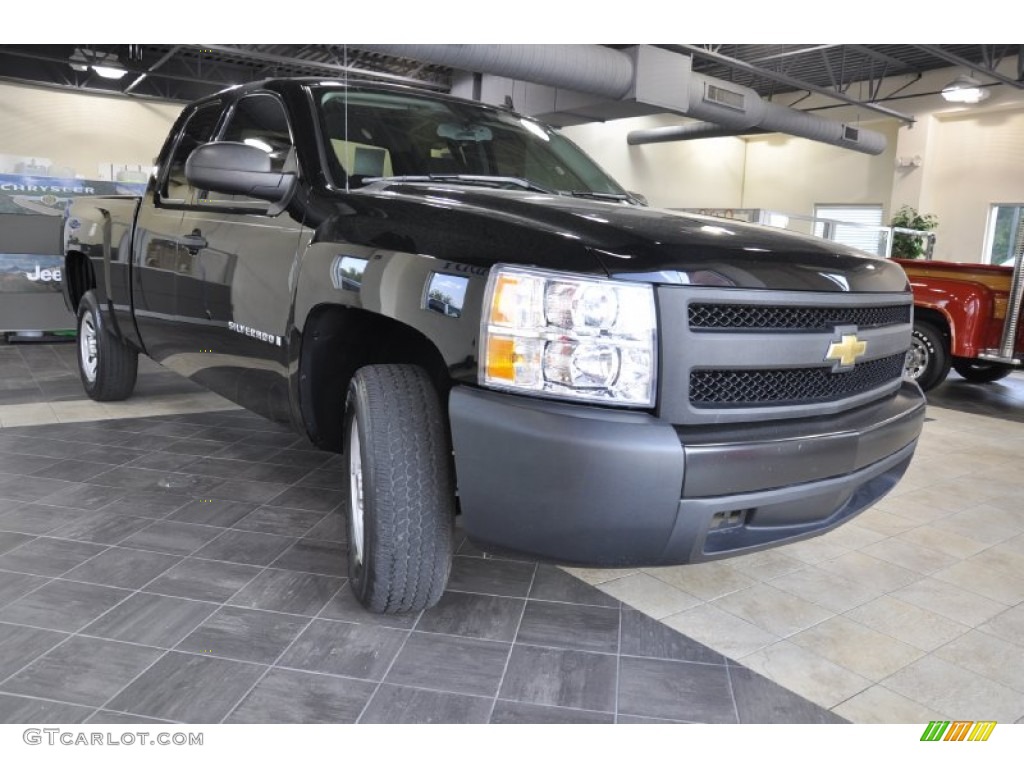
xmin=673 ymin=44 xmax=916 ymax=123
xmin=0 ymin=72 xmax=190 ymax=103
xmin=123 ymin=45 xmax=180 ymax=94
xmin=846 ymin=45 xmax=912 ymax=72
xmin=747 ymin=44 xmax=841 ymax=64
xmin=0 ymin=47 xmax=231 ymax=93
xmin=916 ymin=44 xmax=1024 ymax=89
xmin=193 ymin=44 xmax=447 ymax=89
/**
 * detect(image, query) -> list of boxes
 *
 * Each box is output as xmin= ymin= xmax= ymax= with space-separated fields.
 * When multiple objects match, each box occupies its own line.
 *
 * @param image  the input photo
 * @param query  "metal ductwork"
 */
xmin=356 ymin=44 xmax=888 ymax=155
xmin=627 ymin=72 xmax=888 ymax=155
xmin=362 ymin=44 xmax=636 ymax=100
xmin=627 ymin=123 xmax=768 ymax=143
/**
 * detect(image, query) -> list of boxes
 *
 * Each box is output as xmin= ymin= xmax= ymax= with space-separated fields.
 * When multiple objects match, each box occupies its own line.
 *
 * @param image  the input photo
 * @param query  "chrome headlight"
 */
xmin=480 ymin=265 xmax=657 ymax=407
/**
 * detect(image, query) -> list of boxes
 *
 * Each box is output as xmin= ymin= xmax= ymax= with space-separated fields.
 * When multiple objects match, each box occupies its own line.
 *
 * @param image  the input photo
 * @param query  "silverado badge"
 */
xmin=825 ymin=327 xmax=867 ymax=372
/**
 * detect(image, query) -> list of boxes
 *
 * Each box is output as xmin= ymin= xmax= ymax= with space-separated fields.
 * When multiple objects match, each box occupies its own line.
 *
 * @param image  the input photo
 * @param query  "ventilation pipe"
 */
xmin=628 ymin=123 xmax=769 ymax=142
xmin=357 ymin=44 xmax=887 ymax=155
xmin=628 ymin=72 xmax=888 ymax=155
xmin=363 ymin=44 xmax=636 ymax=100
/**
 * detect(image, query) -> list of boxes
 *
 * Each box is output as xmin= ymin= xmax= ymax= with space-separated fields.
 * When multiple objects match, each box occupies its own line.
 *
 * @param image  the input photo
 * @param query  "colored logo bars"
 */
xmin=920 ymin=721 xmax=997 ymax=742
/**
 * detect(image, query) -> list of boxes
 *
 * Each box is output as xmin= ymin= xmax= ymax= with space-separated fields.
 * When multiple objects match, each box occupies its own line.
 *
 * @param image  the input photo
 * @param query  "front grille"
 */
xmin=690 ymin=353 xmax=906 ymax=407
xmin=689 ymin=303 xmax=911 ymax=331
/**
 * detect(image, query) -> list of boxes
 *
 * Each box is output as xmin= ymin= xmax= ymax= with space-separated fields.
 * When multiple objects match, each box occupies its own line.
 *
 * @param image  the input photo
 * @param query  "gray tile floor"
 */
xmin=3 ymin=341 xmax=1023 ymax=725
xmin=0 ymin=342 xmax=205 ymax=406
xmin=0 ymin=362 xmax=839 ymax=723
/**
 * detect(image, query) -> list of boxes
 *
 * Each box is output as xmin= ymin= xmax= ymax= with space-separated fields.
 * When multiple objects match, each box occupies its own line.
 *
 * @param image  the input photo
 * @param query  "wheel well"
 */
xmin=64 ymin=250 xmax=95 ymax=312
xmin=297 ymin=305 xmax=451 ymax=451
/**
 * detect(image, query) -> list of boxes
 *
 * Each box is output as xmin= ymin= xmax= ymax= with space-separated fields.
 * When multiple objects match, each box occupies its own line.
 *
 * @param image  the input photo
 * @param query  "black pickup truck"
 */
xmin=63 ymin=78 xmax=926 ymax=613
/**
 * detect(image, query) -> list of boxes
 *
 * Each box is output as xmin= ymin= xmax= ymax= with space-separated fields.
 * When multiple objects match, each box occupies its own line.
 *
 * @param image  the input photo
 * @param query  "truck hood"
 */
xmin=320 ymin=183 xmax=909 ymax=293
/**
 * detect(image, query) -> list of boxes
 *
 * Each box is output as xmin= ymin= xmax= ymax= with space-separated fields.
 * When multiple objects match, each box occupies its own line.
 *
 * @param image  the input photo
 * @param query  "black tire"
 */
xmin=76 ymin=290 xmax=138 ymax=401
xmin=904 ymin=321 xmax=951 ymax=392
xmin=952 ymin=359 xmax=1014 ymax=384
xmin=342 ymin=364 xmax=453 ymax=613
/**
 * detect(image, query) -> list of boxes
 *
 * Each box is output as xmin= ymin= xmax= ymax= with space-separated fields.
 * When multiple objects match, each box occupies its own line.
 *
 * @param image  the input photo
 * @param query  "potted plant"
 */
xmin=890 ymin=205 xmax=938 ymax=259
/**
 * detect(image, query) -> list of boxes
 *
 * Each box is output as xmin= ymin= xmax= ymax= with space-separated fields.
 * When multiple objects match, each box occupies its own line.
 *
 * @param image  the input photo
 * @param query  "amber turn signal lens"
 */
xmin=485 ymin=336 xmax=516 ymax=382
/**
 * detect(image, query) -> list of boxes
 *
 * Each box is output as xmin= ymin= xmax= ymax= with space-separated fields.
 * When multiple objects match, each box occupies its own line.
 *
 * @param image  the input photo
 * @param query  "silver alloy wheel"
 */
xmin=904 ymin=336 xmax=928 ymax=381
xmin=79 ymin=312 xmax=98 ymax=383
xmin=349 ymin=419 xmax=365 ymax=565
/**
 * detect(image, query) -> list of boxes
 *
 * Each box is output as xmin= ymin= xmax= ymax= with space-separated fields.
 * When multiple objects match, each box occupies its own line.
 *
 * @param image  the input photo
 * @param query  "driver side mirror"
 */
xmin=185 ymin=141 xmax=295 ymax=204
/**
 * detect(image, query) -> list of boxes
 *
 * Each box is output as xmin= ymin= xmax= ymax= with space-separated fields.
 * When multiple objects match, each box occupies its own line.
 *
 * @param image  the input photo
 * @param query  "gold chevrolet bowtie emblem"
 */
xmin=826 ymin=333 xmax=868 ymax=368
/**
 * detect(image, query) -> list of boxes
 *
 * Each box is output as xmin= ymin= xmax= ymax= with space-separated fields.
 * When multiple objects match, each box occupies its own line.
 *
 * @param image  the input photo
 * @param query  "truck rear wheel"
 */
xmin=904 ymin=322 xmax=951 ymax=392
xmin=342 ymin=364 xmax=453 ymax=613
xmin=952 ymin=360 xmax=1014 ymax=384
xmin=76 ymin=290 xmax=138 ymax=402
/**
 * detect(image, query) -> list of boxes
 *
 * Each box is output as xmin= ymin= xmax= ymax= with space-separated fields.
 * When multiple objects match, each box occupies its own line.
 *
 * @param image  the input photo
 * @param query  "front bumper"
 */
xmin=449 ymin=381 xmax=926 ymax=566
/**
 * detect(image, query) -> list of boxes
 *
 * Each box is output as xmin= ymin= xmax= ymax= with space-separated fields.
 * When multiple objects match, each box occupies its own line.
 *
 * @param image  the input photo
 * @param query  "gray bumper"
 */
xmin=449 ymin=382 xmax=926 ymax=566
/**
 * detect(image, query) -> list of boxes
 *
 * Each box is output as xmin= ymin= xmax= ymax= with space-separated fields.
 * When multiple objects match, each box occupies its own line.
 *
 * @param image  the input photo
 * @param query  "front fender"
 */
xmin=910 ymin=277 xmax=994 ymax=358
xmin=292 ymin=241 xmax=488 ymax=379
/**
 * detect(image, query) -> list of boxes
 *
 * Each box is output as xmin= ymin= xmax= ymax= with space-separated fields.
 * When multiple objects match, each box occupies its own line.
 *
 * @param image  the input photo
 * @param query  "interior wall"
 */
xmin=740 ymin=123 xmax=899 ymax=235
xmin=925 ymin=108 xmax=1024 ymax=262
xmin=0 ymin=81 xmax=181 ymax=178
xmin=566 ymin=115 xmax=897 ymax=236
xmin=563 ymin=115 xmax=747 ymax=209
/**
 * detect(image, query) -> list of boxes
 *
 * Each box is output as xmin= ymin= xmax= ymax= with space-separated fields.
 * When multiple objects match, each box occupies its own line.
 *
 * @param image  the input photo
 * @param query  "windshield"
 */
xmin=315 ymin=87 xmax=628 ymax=197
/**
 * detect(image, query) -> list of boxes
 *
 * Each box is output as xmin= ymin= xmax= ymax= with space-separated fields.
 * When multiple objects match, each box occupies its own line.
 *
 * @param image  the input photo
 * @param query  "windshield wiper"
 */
xmin=363 ymin=174 xmax=555 ymax=194
xmin=566 ymin=190 xmax=633 ymax=202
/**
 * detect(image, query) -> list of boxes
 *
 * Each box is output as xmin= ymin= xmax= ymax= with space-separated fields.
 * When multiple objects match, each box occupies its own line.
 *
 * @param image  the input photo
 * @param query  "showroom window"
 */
xmin=160 ymin=102 xmax=223 ymax=203
xmin=985 ymin=204 xmax=1024 ymax=265
xmin=813 ymin=204 xmax=885 ymax=255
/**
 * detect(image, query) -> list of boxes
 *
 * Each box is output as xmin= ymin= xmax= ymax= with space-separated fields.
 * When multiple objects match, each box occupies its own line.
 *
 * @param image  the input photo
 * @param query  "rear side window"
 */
xmin=160 ymin=102 xmax=222 ymax=202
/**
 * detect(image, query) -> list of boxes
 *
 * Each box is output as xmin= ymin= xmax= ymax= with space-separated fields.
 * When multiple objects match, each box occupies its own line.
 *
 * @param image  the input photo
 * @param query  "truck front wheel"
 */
xmin=952 ymin=360 xmax=1014 ymax=384
xmin=76 ymin=290 xmax=138 ymax=402
xmin=342 ymin=364 xmax=453 ymax=613
xmin=904 ymin=322 xmax=951 ymax=392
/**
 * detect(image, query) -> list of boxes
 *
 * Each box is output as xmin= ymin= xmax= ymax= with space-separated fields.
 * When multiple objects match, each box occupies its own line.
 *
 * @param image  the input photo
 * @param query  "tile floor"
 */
xmin=1 ymin=340 xmax=1023 ymax=724
xmin=568 ymin=375 xmax=1024 ymax=724
xmin=0 ymin=342 xmax=837 ymax=724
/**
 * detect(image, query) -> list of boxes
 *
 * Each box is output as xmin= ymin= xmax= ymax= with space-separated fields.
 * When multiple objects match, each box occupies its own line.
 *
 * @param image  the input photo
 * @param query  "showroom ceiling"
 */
xmin=0 ymin=43 xmax=1020 ymax=111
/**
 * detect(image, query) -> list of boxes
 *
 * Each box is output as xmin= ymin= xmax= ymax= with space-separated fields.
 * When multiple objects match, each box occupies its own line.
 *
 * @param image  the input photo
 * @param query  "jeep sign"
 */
xmin=25 ymin=264 xmax=62 ymax=282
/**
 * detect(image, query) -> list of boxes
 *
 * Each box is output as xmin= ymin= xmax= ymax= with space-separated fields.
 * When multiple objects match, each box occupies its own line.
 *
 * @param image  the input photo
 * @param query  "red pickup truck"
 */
xmin=899 ymin=256 xmax=1024 ymax=390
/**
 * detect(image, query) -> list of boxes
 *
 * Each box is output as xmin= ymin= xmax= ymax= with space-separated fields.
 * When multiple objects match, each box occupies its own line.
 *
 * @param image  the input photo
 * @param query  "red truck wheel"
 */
xmin=905 ymin=322 xmax=951 ymax=392
xmin=952 ymin=360 xmax=1014 ymax=384
xmin=342 ymin=364 xmax=453 ymax=613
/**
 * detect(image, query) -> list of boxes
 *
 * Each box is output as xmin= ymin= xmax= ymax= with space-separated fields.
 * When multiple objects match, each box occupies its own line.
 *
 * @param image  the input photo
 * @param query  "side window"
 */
xmin=197 ymin=93 xmax=294 ymax=210
xmin=987 ymin=205 xmax=1024 ymax=266
xmin=220 ymin=94 xmax=293 ymax=172
xmin=159 ymin=102 xmax=222 ymax=203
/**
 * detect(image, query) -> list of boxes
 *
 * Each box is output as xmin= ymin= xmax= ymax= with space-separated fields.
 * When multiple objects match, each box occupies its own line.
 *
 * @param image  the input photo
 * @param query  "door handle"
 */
xmin=176 ymin=229 xmax=207 ymax=253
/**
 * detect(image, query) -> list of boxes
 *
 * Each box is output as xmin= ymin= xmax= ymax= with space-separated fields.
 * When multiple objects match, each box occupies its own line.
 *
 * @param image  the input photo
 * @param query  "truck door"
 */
xmin=132 ymin=100 xmax=223 ymax=363
xmin=178 ymin=92 xmax=308 ymax=423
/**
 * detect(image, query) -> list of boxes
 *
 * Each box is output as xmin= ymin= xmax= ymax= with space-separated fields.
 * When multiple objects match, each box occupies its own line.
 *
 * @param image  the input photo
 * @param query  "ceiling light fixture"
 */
xmin=68 ymin=47 xmax=128 ymax=80
xmin=92 ymin=64 xmax=127 ymax=80
xmin=941 ymin=74 xmax=990 ymax=104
